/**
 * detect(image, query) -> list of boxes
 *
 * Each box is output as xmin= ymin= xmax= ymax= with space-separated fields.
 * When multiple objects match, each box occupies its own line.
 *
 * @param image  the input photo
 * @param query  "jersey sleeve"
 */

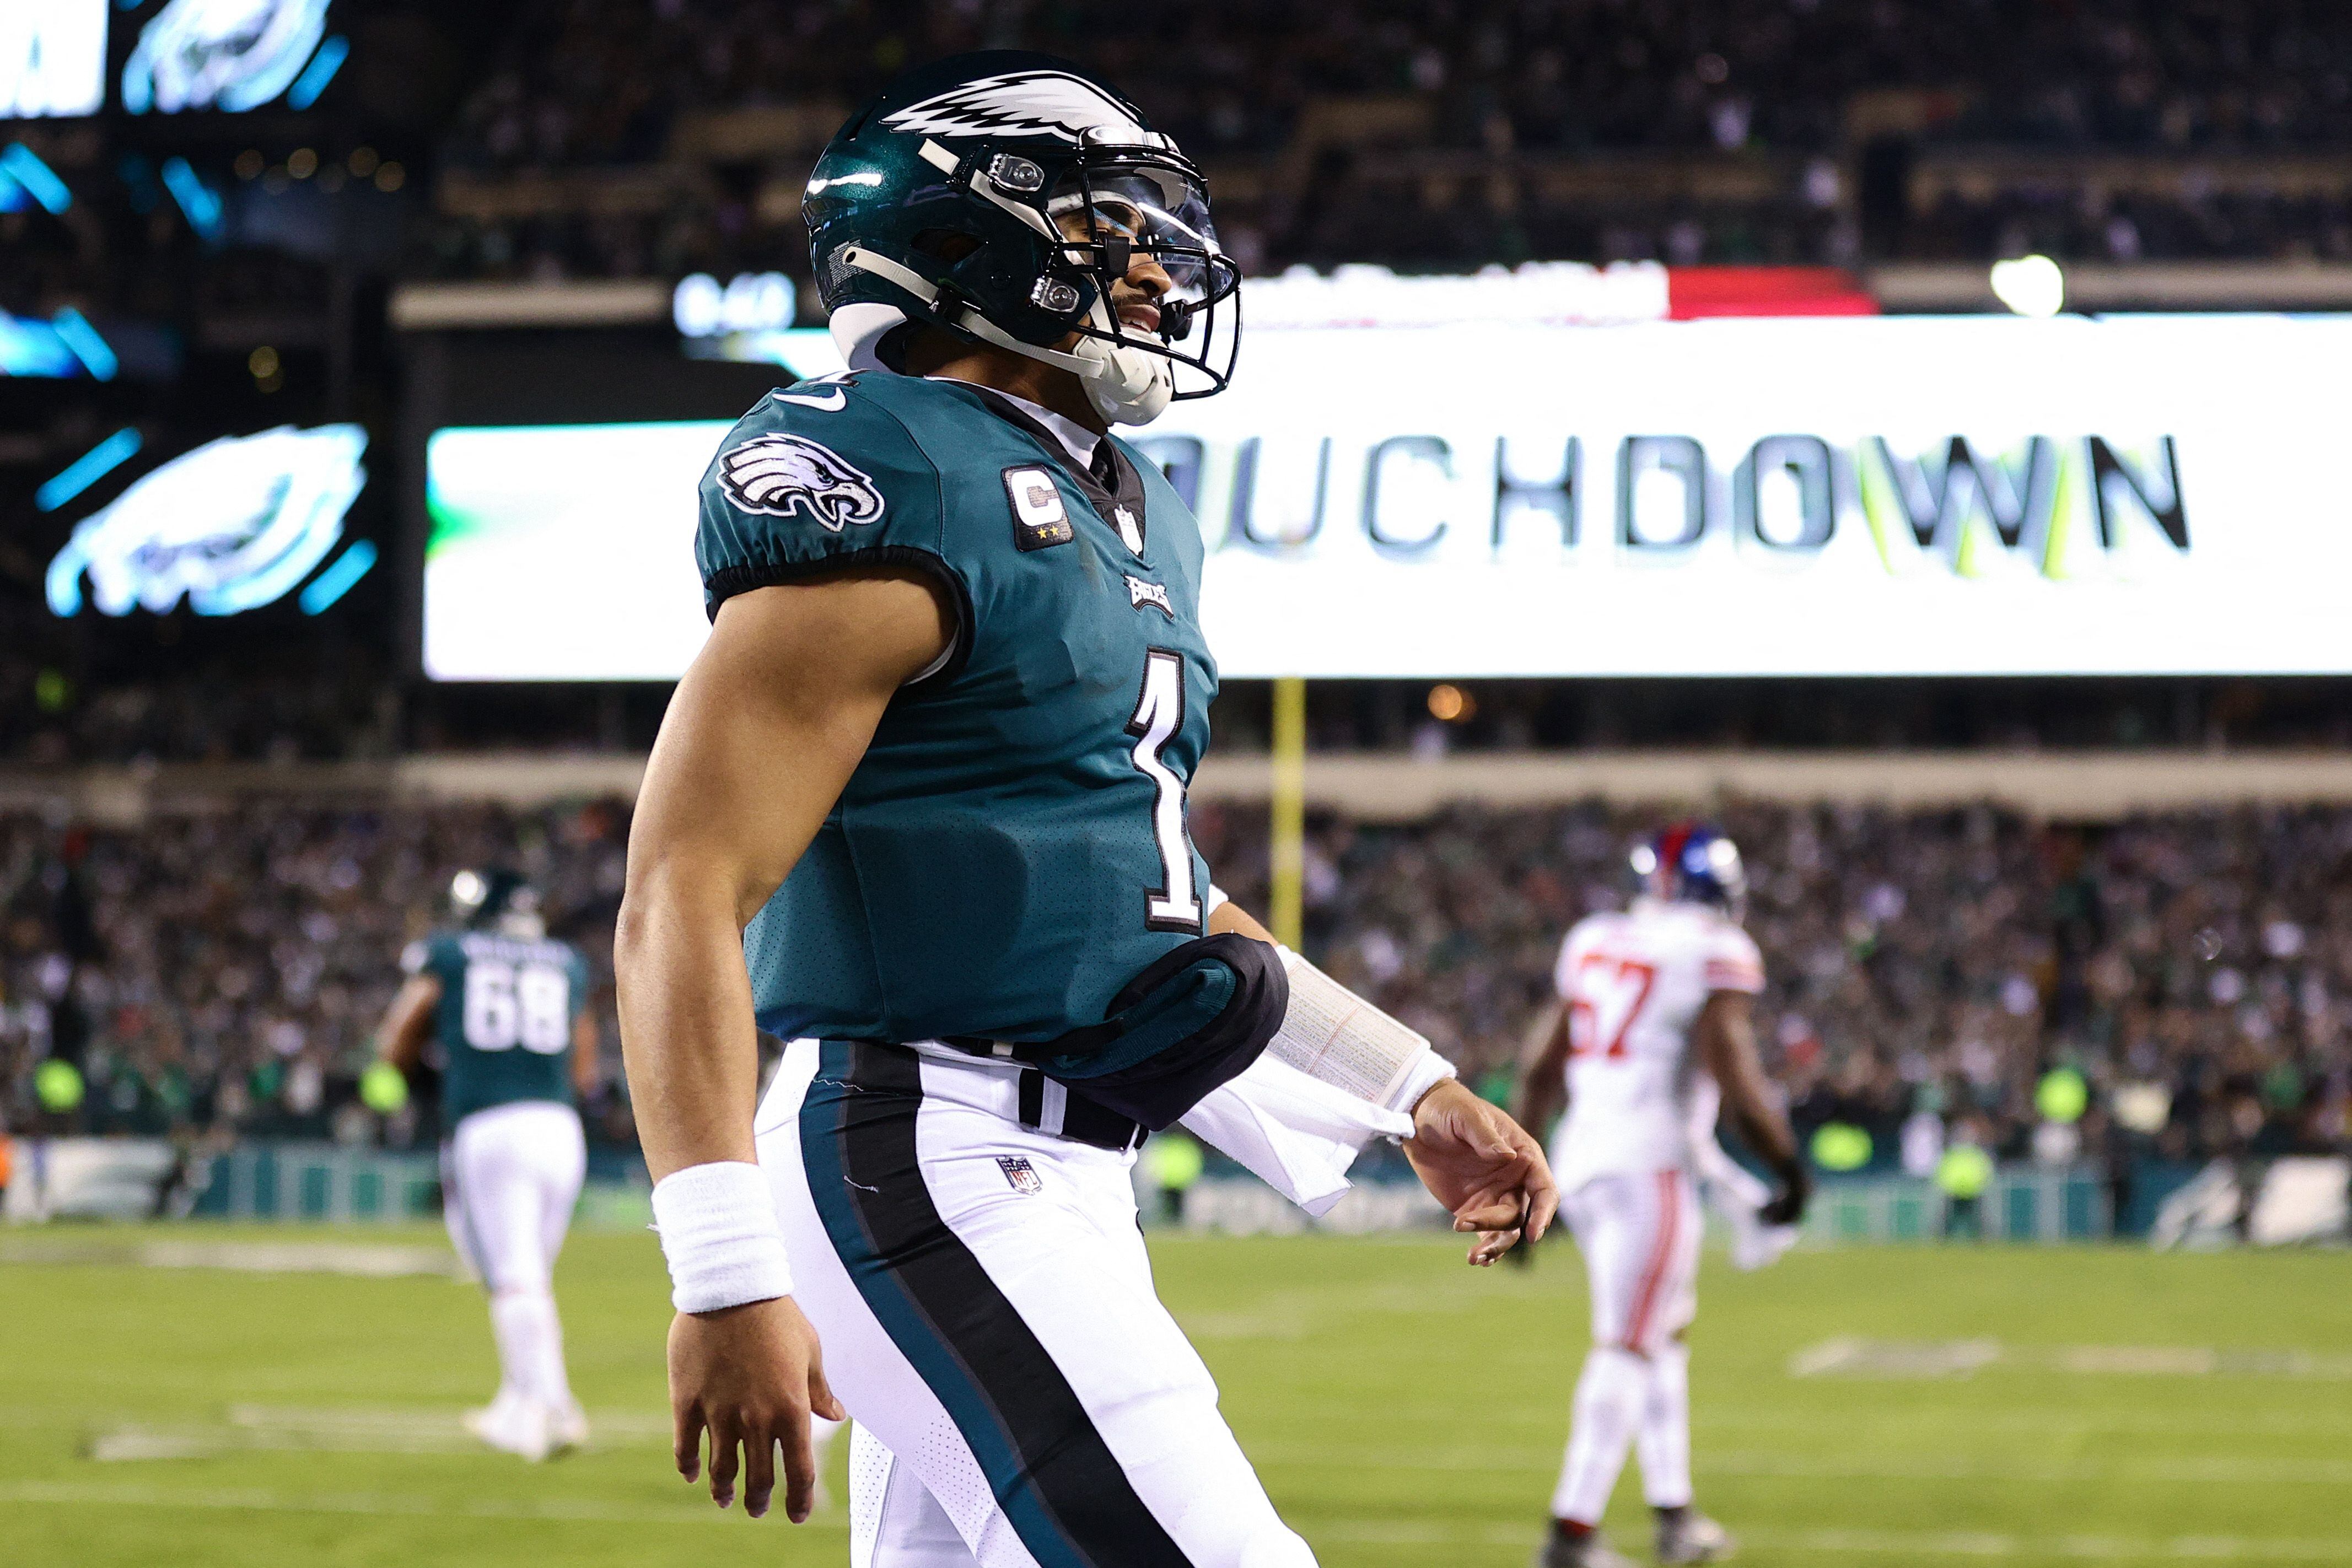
xmin=407 ymin=933 xmax=465 ymax=986
xmin=694 ymin=385 xmax=971 ymax=685
xmin=1702 ymin=924 xmax=1766 ymax=994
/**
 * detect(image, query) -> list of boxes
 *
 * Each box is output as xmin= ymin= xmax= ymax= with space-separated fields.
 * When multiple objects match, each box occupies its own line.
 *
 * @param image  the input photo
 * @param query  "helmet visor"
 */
xmin=1049 ymin=166 xmax=1231 ymax=307
xmin=1047 ymin=156 xmax=1241 ymax=397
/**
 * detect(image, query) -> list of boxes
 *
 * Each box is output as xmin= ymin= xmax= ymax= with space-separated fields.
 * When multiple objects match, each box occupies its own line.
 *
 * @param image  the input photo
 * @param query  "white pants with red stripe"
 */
xmin=1550 ymin=1168 xmax=1703 ymax=1525
xmin=1565 ymin=1168 xmax=1700 ymax=1354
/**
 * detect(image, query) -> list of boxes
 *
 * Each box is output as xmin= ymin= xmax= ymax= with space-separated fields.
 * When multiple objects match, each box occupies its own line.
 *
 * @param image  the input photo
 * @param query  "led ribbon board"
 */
xmin=422 ymin=315 xmax=2352 ymax=681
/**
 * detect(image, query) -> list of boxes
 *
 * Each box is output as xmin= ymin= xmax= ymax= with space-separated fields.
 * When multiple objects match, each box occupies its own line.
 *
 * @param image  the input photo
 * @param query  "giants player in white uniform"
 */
xmin=1516 ymin=827 xmax=1808 ymax=1567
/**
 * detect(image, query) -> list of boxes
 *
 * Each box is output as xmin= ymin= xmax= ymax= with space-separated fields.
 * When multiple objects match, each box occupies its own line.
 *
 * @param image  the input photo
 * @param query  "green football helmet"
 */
xmin=805 ymin=51 xmax=1241 ymax=425
xmin=450 ymin=867 xmax=543 ymax=939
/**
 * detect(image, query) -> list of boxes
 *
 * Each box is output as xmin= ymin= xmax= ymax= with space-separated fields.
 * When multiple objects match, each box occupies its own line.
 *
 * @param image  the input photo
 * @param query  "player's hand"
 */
xmin=1402 ymin=1079 xmax=1559 ymax=1267
xmin=1758 ymin=1164 xmax=1811 ymax=1227
xmin=668 ymin=1295 xmax=846 ymax=1522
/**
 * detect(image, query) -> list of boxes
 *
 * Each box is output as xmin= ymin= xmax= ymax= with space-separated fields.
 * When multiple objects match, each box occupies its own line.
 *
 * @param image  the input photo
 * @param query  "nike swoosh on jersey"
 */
xmin=772 ymin=387 xmax=847 ymax=410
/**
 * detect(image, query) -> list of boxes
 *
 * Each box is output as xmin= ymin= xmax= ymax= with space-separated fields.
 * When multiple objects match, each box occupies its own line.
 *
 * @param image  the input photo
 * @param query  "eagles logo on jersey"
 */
xmin=717 ymin=434 xmax=887 ymax=532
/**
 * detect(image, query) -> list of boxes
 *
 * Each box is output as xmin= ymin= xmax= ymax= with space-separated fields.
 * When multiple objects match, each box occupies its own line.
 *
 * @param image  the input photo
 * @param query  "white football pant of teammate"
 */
xmin=443 ymin=1100 xmax=588 ymax=1460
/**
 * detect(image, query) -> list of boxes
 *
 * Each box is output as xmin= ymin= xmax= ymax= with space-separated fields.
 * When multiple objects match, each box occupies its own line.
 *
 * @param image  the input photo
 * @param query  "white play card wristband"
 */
xmin=650 ymin=1161 xmax=793 ymax=1313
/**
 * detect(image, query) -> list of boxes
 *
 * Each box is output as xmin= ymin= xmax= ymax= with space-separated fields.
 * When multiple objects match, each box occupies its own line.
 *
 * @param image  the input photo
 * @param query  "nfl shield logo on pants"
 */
xmin=997 ymin=1156 xmax=1043 ymax=1195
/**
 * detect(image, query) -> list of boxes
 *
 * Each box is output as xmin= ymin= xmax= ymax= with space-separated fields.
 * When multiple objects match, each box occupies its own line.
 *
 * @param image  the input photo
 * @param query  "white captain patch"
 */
xmin=717 ymin=434 xmax=885 ymax=532
xmin=1126 ymin=574 xmax=1174 ymax=617
xmin=880 ymin=69 xmax=1161 ymax=147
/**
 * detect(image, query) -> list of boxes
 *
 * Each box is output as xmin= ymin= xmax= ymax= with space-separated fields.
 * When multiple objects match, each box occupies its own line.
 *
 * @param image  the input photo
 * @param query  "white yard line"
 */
xmin=1248 ymin=1443 xmax=2352 ymax=1485
xmin=87 ymin=1405 xmax=675 ymax=1461
xmin=1790 ymin=1338 xmax=2352 ymax=1382
xmin=1298 ymin=1521 xmax=2352 ymax=1561
xmin=0 ymin=1480 xmax=759 ymax=1527
xmin=5 ymin=1483 xmax=2343 ymax=1559
xmin=0 ymin=1239 xmax=460 ymax=1278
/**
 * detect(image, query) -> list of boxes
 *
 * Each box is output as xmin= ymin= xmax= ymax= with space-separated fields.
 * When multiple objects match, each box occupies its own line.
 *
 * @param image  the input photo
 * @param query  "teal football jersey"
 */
xmin=697 ymin=373 xmax=1227 ymax=1055
xmin=404 ymin=931 xmax=591 ymax=1127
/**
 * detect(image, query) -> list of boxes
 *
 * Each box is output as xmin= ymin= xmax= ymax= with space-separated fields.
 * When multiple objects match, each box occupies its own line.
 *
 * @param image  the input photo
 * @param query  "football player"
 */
xmin=616 ymin=51 xmax=1558 ymax=1566
xmin=1515 ymin=826 xmax=1809 ymax=1567
xmin=375 ymin=868 xmax=598 ymax=1461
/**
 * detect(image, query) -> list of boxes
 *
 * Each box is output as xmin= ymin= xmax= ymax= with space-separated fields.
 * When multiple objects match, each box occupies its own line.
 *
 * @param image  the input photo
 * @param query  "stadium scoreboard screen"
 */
xmin=421 ymin=313 xmax=2352 ymax=682
xmin=2 ymin=0 xmax=346 ymax=121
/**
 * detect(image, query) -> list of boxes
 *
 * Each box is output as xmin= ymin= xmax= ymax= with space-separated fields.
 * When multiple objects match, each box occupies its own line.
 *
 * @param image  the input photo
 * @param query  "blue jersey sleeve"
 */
xmin=695 ymin=378 xmax=972 ymax=682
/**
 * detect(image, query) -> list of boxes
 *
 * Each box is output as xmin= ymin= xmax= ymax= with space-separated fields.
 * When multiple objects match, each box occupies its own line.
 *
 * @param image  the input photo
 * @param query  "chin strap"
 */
xmin=838 ymin=245 xmax=1174 ymax=427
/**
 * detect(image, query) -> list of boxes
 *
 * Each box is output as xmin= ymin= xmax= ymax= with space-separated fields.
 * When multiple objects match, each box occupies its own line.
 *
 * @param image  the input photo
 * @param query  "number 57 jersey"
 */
xmin=696 ymin=373 xmax=1220 ymax=1048
xmin=1550 ymin=899 xmax=1765 ymax=1193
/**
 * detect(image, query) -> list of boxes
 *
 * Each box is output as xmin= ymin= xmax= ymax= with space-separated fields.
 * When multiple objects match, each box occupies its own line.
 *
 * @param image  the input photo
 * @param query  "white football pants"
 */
xmin=1551 ymin=1168 xmax=1703 ymax=1524
xmin=1565 ymin=1168 xmax=1701 ymax=1354
xmin=442 ymin=1100 xmax=585 ymax=1408
xmin=760 ymin=1040 xmax=1316 ymax=1568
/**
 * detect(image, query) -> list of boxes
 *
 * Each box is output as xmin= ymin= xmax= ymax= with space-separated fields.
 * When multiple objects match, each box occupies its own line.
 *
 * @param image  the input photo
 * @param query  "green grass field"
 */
xmin=4 ymin=1225 xmax=2348 ymax=1567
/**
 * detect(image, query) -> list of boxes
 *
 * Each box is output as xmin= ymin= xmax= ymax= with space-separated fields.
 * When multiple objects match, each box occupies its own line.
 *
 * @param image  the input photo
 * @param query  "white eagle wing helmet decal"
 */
xmin=718 ymin=434 xmax=887 ymax=533
xmin=878 ymin=69 xmax=1166 ymax=148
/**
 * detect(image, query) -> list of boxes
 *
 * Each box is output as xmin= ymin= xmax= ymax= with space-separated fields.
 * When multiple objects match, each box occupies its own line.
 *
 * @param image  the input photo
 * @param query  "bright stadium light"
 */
xmin=1990 ymin=254 xmax=2065 ymax=317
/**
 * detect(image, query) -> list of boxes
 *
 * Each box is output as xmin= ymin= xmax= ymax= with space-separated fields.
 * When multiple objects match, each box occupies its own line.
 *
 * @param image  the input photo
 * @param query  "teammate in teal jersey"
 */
xmin=618 ymin=53 xmax=1558 ymax=1565
xmin=375 ymin=868 xmax=598 ymax=1462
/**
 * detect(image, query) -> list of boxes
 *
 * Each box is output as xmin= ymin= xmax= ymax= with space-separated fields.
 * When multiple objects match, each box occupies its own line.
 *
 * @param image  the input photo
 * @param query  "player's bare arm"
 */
xmin=1693 ymin=990 xmax=1810 ymax=1225
xmin=1512 ymin=998 xmax=1574 ymax=1140
xmin=373 ymin=974 xmax=439 ymax=1073
xmin=616 ymin=569 xmax=950 ymax=1521
xmin=570 ymin=1010 xmax=601 ymax=1100
xmin=1208 ymin=901 xmax=1557 ymax=1263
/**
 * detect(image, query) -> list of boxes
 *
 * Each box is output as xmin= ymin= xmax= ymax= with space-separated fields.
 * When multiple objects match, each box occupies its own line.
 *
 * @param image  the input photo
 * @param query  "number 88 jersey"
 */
xmin=403 ymin=931 xmax=591 ymax=1127
xmin=1550 ymin=898 xmax=1765 ymax=1193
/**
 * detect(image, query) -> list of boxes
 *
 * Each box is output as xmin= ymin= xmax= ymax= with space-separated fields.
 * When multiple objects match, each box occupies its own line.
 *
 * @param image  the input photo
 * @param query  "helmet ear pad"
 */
xmin=902 ymin=219 xmax=1177 ymax=422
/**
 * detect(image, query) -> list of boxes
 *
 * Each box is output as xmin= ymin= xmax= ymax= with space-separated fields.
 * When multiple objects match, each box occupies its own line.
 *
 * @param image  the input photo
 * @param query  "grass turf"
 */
xmin=2 ymin=1224 xmax=2347 ymax=1566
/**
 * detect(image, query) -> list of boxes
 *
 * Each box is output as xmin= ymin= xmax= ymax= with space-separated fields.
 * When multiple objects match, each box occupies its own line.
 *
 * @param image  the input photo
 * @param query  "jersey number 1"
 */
xmin=1128 ymin=649 xmax=1202 ymax=931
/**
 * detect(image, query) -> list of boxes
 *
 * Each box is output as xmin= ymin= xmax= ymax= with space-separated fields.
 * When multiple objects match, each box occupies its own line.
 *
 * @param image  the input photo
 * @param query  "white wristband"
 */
xmin=1268 ymin=945 xmax=1457 ymax=1114
xmin=1391 ymin=1048 xmax=1458 ymax=1119
xmin=650 ymin=1161 xmax=793 ymax=1314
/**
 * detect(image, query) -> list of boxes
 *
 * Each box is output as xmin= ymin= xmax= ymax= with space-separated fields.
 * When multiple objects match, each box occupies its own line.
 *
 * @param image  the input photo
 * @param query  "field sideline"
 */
xmin=3 ymin=1226 xmax=2348 ymax=1567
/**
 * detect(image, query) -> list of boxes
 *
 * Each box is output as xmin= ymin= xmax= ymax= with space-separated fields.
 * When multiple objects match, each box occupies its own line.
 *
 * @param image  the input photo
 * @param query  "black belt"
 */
xmin=1015 ymin=1069 xmax=1146 ymax=1153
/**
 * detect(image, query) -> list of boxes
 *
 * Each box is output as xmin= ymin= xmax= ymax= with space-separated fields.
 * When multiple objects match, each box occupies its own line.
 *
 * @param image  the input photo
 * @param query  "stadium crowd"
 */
xmin=442 ymin=0 xmax=2352 ymax=170
xmin=3 ymin=795 xmax=2345 ymax=1197
xmin=405 ymin=0 xmax=2352 ymax=281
